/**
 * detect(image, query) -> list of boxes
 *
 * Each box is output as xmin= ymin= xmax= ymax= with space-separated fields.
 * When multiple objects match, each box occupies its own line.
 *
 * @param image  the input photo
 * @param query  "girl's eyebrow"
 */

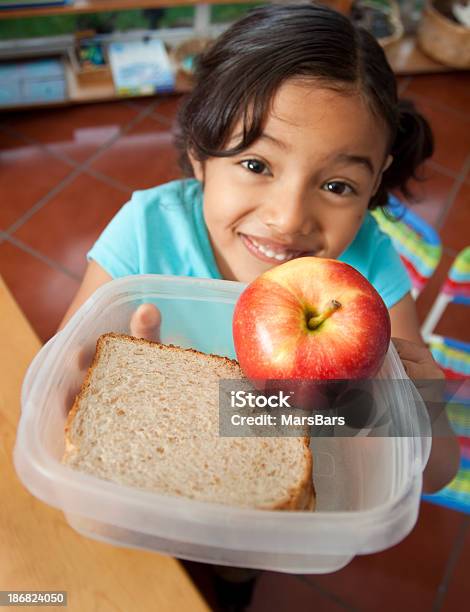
xmin=231 ymin=131 xmax=288 ymax=150
xmin=259 ymin=135 xmax=375 ymax=175
xmin=234 ymin=131 xmax=375 ymax=174
xmin=259 ymin=132 xmax=288 ymax=150
xmin=332 ymin=153 xmax=375 ymax=175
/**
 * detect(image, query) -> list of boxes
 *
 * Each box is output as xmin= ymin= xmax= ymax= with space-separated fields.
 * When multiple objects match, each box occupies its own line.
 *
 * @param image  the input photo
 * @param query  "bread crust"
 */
xmin=262 ymin=440 xmax=315 ymax=511
xmin=64 ymin=333 xmax=315 ymax=511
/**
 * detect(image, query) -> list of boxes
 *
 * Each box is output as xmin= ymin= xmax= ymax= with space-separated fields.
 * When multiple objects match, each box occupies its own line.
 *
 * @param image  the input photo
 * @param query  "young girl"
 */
xmin=59 ymin=4 xmax=458 ymax=493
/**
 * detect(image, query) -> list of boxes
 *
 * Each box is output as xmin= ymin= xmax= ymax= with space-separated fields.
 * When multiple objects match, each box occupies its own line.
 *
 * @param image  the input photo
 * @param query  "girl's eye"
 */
xmin=322 ymin=181 xmax=355 ymax=196
xmin=241 ymin=159 xmax=270 ymax=175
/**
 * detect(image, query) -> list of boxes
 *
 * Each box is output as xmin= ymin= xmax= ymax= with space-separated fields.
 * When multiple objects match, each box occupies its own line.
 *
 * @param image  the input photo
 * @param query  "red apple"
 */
xmin=232 ymin=258 xmax=391 ymax=383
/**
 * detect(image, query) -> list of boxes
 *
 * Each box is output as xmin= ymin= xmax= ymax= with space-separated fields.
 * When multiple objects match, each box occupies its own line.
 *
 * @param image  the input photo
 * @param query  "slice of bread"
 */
xmin=63 ymin=333 xmax=315 ymax=511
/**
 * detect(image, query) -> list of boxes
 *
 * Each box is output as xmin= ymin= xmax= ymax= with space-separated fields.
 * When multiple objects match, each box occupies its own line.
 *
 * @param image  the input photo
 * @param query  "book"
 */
xmin=107 ymin=38 xmax=175 ymax=97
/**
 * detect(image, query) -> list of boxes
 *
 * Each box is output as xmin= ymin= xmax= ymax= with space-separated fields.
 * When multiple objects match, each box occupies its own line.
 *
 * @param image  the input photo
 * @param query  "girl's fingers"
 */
xmin=399 ymin=359 xmax=422 ymax=379
xmin=64 ymin=346 xmax=93 ymax=416
xmin=392 ymin=337 xmax=430 ymax=363
xmin=392 ymin=337 xmax=444 ymax=380
xmin=77 ymin=345 xmax=95 ymax=371
xmin=130 ymin=303 xmax=162 ymax=342
xmin=68 ymin=345 xmax=95 ymax=373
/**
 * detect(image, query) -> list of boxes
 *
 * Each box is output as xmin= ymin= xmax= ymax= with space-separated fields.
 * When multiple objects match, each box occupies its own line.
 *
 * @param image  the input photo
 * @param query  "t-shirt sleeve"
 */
xmin=368 ymin=227 xmax=412 ymax=309
xmin=87 ymin=199 xmax=139 ymax=278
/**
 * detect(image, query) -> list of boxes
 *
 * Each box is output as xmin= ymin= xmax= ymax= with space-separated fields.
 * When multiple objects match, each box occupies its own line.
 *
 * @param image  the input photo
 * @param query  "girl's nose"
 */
xmin=259 ymin=183 xmax=317 ymax=237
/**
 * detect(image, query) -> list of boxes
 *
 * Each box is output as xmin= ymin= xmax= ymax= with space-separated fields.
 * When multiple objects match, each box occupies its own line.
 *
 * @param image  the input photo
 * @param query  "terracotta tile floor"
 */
xmin=1 ymin=72 xmax=469 ymax=610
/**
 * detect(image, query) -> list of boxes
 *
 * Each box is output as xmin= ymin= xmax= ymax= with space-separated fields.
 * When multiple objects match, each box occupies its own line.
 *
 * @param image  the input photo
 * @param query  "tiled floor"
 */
xmin=1 ymin=71 xmax=469 ymax=610
xmin=184 ymin=499 xmax=470 ymax=611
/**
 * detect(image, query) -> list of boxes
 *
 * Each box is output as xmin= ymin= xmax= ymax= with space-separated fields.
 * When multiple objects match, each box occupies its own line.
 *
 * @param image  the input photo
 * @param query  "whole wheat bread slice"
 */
xmin=63 ymin=333 xmax=315 ymax=511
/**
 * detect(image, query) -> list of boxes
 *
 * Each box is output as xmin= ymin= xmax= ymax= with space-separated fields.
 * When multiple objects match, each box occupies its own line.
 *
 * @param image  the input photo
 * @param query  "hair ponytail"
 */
xmin=369 ymin=98 xmax=434 ymax=209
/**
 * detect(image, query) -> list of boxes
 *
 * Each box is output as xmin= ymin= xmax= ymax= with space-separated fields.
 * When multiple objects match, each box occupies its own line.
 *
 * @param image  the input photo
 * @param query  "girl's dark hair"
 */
xmin=175 ymin=3 xmax=433 ymax=209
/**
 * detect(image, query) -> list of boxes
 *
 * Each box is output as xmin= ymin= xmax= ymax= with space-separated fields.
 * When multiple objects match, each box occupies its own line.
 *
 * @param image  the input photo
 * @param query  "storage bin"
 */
xmin=0 ymin=58 xmax=67 ymax=108
xmin=15 ymin=274 xmax=432 ymax=573
xmin=418 ymin=0 xmax=470 ymax=68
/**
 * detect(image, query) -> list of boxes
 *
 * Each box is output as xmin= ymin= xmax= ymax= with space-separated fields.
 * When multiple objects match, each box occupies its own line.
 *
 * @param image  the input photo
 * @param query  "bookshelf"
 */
xmin=0 ymin=2 xmax=459 ymax=110
xmin=0 ymin=0 xmax=243 ymax=19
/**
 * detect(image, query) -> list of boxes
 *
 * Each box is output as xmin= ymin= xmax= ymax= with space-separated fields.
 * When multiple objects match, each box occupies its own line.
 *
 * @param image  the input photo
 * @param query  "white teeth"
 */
xmin=246 ymin=236 xmax=295 ymax=261
xmin=257 ymin=243 xmax=277 ymax=258
xmin=255 ymin=240 xmax=289 ymax=260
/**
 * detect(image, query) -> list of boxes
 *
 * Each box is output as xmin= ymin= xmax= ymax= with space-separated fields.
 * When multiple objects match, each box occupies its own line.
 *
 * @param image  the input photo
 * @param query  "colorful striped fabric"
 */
xmin=446 ymin=404 xmax=470 ymax=438
xmin=421 ymin=246 xmax=470 ymax=341
xmin=423 ymin=284 xmax=470 ymax=514
xmin=421 ymin=470 xmax=470 ymax=514
xmin=371 ymin=198 xmax=470 ymax=511
xmin=443 ymin=246 xmax=470 ymax=301
xmin=422 ymin=368 xmax=469 ymax=513
xmin=372 ymin=195 xmax=442 ymax=295
xmin=422 ymin=438 xmax=470 ymax=514
xmin=430 ymin=337 xmax=470 ymax=379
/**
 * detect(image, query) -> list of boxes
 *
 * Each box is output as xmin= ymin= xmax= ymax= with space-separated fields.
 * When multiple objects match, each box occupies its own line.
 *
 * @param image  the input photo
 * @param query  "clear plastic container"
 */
xmin=15 ymin=275 xmax=432 ymax=573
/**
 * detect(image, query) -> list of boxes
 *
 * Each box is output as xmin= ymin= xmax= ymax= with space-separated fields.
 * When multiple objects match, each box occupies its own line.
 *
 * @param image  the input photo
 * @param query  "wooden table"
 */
xmin=0 ymin=276 xmax=209 ymax=612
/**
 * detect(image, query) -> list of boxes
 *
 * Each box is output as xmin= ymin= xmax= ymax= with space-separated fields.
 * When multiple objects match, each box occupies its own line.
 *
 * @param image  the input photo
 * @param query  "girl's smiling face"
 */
xmin=190 ymin=80 xmax=392 ymax=283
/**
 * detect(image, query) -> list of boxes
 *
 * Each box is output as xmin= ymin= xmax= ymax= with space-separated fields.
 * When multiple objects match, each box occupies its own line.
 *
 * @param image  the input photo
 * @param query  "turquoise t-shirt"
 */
xmin=87 ymin=178 xmax=411 ymax=309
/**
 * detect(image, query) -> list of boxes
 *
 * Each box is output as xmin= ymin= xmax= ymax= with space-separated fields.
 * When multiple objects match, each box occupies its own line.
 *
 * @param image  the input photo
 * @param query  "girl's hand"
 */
xmin=392 ymin=337 xmax=460 ymax=493
xmin=392 ymin=337 xmax=444 ymax=380
xmin=73 ymin=303 xmax=162 ymax=370
xmin=130 ymin=303 xmax=162 ymax=342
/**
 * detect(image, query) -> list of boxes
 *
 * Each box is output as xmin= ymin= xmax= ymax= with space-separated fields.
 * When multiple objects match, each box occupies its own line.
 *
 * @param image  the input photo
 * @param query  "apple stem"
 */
xmin=307 ymin=300 xmax=341 ymax=330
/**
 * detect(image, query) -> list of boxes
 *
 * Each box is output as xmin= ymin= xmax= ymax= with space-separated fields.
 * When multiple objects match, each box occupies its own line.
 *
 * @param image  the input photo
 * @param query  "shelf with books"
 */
xmin=0 ymin=2 xmax=460 ymax=110
xmin=0 ymin=0 xmax=250 ymax=19
xmin=66 ymin=32 xmax=199 ymax=103
xmin=0 ymin=28 xmax=205 ymax=110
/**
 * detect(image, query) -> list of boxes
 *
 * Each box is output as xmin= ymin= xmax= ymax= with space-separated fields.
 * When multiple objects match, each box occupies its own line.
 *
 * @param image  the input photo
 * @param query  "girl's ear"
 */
xmin=372 ymin=154 xmax=393 ymax=196
xmin=188 ymin=150 xmax=205 ymax=182
xmin=383 ymin=154 xmax=393 ymax=172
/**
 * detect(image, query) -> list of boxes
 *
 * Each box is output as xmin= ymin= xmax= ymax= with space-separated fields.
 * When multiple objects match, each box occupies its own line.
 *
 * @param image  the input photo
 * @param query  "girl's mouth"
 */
xmin=239 ymin=233 xmax=314 ymax=264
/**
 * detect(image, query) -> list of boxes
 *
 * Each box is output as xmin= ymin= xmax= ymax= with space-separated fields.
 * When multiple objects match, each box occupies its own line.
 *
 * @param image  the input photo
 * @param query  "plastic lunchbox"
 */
xmin=14 ymin=274 xmax=432 ymax=574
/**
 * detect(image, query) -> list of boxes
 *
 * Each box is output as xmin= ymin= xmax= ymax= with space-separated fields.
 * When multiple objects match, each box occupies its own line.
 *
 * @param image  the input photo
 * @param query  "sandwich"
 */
xmin=63 ymin=333 xmax=315 ymax=510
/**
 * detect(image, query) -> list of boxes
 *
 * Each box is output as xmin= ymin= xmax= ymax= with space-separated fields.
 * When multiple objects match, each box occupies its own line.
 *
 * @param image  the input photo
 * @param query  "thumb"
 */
xmin=130 ymin=304 xmax=162 ymax=342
